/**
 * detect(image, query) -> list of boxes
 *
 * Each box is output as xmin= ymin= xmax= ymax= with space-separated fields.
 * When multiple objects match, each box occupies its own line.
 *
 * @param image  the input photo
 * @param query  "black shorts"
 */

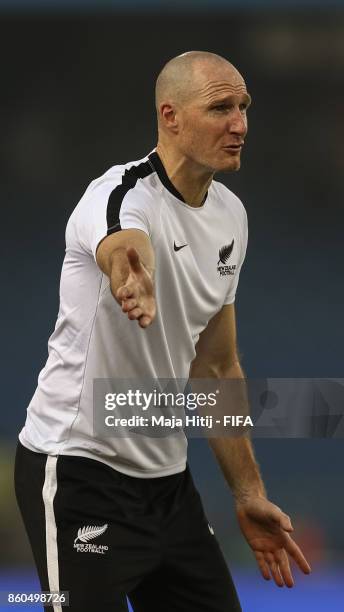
xmin=14 ymin=441 xmax=241 ymax=612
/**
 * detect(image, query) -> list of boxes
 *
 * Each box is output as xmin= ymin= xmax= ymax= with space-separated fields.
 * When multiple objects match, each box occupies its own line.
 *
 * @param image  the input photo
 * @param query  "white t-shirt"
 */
xmin=19 ymin=151 xmax=248 ymax=477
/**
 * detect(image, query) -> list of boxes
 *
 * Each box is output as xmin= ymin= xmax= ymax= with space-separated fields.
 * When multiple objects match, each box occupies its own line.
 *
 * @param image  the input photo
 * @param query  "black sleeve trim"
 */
xmin=106 ymin=160 xmax=154 ymax=236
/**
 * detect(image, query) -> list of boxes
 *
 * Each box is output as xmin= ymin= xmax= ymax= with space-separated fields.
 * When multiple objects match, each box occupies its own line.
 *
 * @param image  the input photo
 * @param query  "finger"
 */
xmin=285 ymin=535 xmax=312 ymax=574
xmin=117 ymin=284 xmax=135 ymax=301
xmin=127 ymin=247 xmax=142 ymax=274
xmin=138 ymin=315 xmax=152 ymax=328
xmin=121 ymin=298 xmax=137 ymax=313
xmin=128 ymin=308 xmax=143 ymax=321
xmin=276 ymin=549 xmax=294 ymax=588
xmin=265 ymin=553 xmax=284 ymax=587
xmin=255 ymin=552 xmax=271 ymax=581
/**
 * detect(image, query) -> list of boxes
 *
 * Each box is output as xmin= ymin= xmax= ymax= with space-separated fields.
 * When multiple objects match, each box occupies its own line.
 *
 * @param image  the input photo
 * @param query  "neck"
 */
xmin=155 ymin=142 xmax=214 ymax=207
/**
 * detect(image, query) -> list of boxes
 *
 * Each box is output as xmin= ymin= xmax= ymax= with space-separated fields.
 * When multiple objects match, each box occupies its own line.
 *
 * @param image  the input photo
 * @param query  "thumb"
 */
xmin=271 ymin=506 xmax=293 ymax=532
xmin=127 ymin=247 xmax=142 ymax=274
xmin=280 ymin=513 xmax=293 ymax=532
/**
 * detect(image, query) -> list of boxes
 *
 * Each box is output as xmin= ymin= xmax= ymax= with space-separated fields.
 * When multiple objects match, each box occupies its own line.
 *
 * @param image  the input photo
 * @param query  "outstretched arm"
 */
xmin=96 ymin=228 xmax=156 ymax=328
xmin=190 ymin=304 xmax=311 ymax=587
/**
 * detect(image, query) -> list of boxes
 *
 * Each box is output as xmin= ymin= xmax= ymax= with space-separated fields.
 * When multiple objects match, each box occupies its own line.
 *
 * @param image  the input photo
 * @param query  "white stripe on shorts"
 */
xmin=42 ymin=456 xmax=62 ymax=612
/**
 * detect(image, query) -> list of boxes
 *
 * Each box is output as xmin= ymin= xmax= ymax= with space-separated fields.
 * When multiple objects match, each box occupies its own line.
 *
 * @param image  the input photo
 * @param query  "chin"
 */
xmin=199 ymin=154 xmax=241 ymax=174
xmin=217 ymin=158 xmax=241 ymax=173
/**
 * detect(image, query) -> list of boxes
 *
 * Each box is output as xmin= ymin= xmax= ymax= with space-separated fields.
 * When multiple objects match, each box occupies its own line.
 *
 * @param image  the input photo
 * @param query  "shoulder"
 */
xmin=88 ymin=153 xmax=155 ymax=199
xmin=76 ymin=153 xmax=159 ymax=216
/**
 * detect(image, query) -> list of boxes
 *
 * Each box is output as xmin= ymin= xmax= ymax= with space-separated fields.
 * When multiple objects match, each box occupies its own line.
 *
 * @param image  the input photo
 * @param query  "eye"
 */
xmin=213 ymin=104 xmax=230 ymax=112
xmin=239 ymin=102 xmax=250 ymax=112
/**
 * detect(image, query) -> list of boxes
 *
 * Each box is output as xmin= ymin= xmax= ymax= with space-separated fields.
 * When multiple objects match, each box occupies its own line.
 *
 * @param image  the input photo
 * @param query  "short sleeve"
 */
xmin=223 ymin=206 xmax=248 ymax=305
xmin=74 ymin=178 xmax=154 ymax=261
xmin=118 ymin=191 xmax=151 ymax=237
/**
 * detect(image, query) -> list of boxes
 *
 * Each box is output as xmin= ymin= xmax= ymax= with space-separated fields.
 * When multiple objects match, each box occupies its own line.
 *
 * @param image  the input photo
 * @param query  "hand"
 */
xmin=116 ymin=247 xmax=156 ymax=328
xmin=236 ymin=496 xmax=311 ymax=588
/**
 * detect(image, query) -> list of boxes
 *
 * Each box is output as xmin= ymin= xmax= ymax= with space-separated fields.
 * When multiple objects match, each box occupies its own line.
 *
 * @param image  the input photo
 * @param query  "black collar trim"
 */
xmin=148 ymin=152 xmax=186 ymax=203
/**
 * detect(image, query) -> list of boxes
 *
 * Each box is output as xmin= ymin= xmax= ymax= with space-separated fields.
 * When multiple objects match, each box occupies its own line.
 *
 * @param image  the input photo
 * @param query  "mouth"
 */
xmin=223 ymin=143 xmax=243 ymax=153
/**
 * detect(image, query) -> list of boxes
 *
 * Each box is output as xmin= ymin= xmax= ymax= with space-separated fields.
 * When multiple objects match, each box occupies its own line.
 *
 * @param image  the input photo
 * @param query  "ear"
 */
xmin=159 ymin=103 xmax=179 ymax=134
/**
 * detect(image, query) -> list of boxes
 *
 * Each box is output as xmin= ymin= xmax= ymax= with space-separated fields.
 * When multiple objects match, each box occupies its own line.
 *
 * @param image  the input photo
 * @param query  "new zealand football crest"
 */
xmin=217 ymin=239 xmax=237 ymax=276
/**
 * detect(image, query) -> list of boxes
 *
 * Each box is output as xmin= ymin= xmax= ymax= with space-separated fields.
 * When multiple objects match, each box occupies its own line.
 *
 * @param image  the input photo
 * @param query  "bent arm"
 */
xmin=192 ymin=305 xmax=311 ymax=585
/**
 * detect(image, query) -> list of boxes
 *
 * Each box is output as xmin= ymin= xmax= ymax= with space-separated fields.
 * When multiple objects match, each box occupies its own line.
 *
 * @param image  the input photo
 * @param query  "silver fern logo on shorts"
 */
xmin=73 ymin=523 xmax=109 ymax=554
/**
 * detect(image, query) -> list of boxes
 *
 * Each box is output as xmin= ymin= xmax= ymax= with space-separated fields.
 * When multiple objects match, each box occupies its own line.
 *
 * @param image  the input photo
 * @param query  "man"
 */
xmin=15 ymin=51 xmax=311 ymax=611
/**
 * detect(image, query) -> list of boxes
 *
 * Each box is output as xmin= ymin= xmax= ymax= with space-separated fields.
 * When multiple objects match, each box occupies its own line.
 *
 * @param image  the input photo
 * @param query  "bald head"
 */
xmin=155 ymin=51 xmax=250 ymax=175
xmin=155 ymin=51 xmax=244 ymax=118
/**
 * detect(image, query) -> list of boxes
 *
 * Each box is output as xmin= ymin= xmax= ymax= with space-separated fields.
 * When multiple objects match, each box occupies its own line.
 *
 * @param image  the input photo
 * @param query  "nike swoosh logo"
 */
xmin=174 ymin=241 xmax=188 ymax=252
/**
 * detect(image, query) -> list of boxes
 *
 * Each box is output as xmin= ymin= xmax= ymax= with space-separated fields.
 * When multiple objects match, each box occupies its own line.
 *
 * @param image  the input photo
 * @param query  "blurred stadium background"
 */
xmin=1 ymin=0 xmax=343 ymax=609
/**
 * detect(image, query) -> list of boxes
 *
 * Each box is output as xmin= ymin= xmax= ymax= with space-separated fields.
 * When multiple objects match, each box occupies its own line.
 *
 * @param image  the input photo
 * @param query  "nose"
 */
xmin=228 ymin=107 xmax=247 ymax=137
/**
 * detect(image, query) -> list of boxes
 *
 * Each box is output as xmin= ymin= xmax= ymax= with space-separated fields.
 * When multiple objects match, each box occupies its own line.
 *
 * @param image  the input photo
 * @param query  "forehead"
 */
xmin=192 ymin=61 xmax=249 ymax=102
